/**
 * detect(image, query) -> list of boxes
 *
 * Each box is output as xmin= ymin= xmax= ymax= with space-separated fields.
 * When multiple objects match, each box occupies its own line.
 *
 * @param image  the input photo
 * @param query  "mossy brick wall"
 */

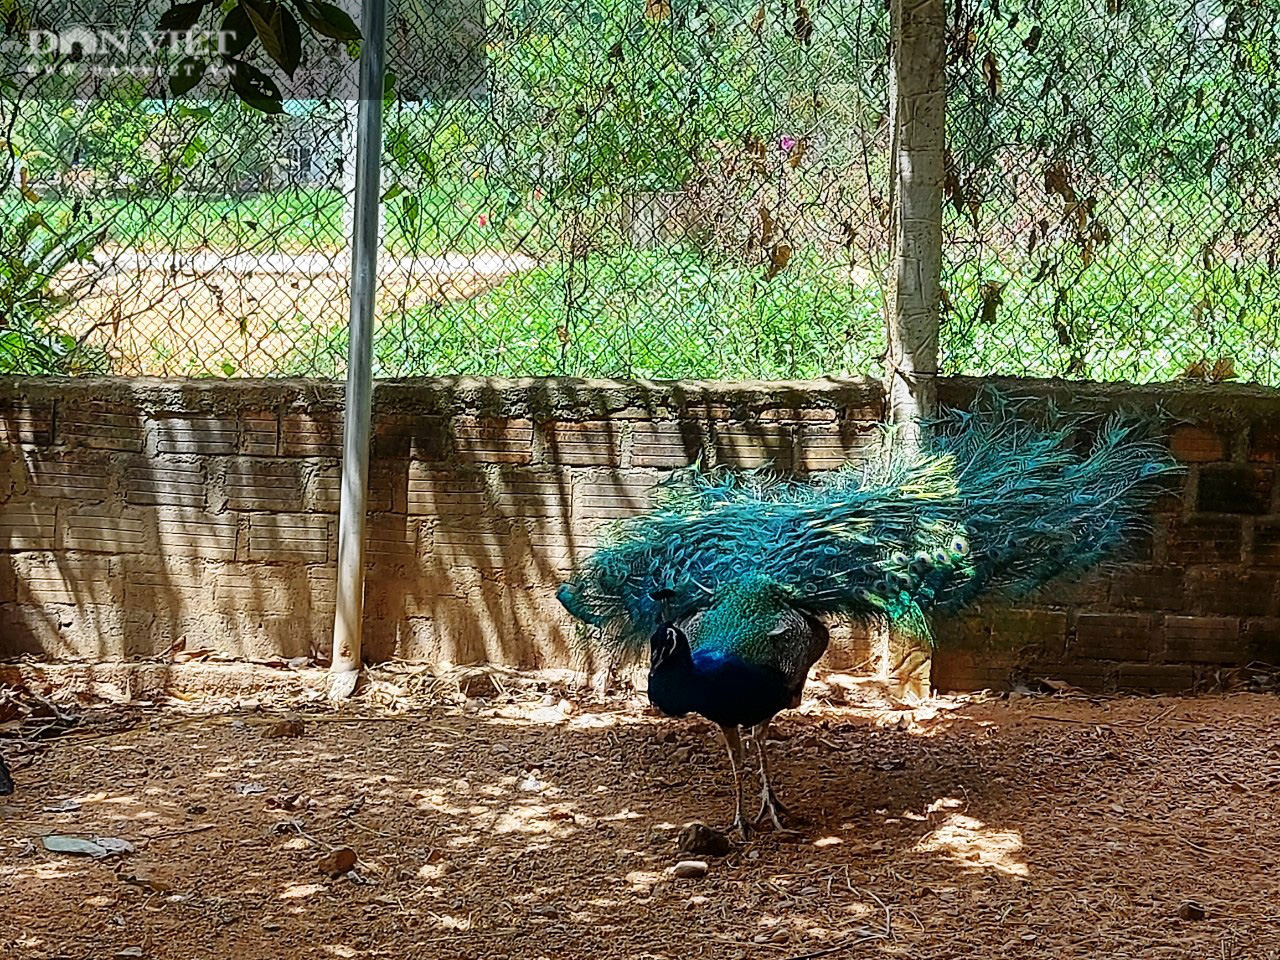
xmin=0 ymin=375 xmax=1278 ymax=692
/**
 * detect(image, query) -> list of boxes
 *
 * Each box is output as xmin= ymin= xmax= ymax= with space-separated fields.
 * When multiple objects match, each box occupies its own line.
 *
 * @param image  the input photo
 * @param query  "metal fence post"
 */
xmin=880 ymin=0 xmax=945 ymax=701
xmin=330 ymin=0 xmax=388 ymax=698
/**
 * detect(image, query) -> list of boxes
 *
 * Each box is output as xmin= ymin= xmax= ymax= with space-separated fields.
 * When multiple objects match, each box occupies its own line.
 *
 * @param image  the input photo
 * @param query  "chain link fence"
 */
xmin=944 ymin=0 xmax=1280 ymax=384
xmin=1 ymin=0 xmax=1277 ymax=384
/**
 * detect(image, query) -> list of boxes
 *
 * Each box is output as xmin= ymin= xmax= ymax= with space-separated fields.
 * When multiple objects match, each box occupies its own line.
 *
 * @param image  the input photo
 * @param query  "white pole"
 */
xmin=330 ymin=0 xmax=388 ymax=698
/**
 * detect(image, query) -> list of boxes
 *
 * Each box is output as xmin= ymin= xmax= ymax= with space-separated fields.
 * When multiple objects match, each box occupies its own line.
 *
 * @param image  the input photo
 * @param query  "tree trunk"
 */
xmin=880 ymin=0 xmax=945 ymax=701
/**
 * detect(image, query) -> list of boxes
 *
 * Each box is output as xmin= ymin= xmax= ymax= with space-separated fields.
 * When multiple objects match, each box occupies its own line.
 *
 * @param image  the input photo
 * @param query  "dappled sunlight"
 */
xmin=280 ymin=882 xmax=328 ymax=900
xmin=9 ymin=860 xmax=89 ymax=882
xmin=624 ymin=869 xmax=664 ymax=894
xmin=915 ymin=799 xmax=1029 ymax=877
xmin=427 ymin=912 xmax=476 ymax=932
xmin=408 ymin=771 xmax=584 ymax=838
xmin=5 ymin=689 xmax=1279 ymax=959
xmin=492 ymin=802 xmax=579 ymax=837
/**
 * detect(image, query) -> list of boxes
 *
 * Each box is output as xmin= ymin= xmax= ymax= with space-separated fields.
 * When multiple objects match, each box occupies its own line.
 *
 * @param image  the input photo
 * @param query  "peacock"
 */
xmin=557 ymin=389 xmax=1177 ymax=836
xmin=0 ymin=753 xmax=12 ymax=796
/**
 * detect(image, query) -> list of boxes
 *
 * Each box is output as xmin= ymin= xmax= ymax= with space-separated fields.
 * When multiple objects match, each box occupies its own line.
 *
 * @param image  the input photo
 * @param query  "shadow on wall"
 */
xmin=0 ymin=376 xmax=883 ymax=669
xmin=0 ymin=382 xmax=327 ymax=668
xmin=363 ymin=377 xmax=882 ymax=671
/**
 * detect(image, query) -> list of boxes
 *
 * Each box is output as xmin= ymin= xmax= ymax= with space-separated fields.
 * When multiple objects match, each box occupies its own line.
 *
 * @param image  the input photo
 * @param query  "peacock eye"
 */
xmin=951 ymin=536 xmax=971 ymax=557
xmin=872 ymin=579 xmax=890 ymax=596
xmin=891 ymin=551 xmax=910 ymax=567
xmin=933 ymin=549 xmax=951 ymax=565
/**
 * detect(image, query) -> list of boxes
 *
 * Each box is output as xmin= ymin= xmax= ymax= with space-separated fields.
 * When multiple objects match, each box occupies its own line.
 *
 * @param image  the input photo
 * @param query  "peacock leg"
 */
xmin=750 ymin=721 xmax=793 ymax=830
xmin=718 ymin=724 xmax=749 ymax=838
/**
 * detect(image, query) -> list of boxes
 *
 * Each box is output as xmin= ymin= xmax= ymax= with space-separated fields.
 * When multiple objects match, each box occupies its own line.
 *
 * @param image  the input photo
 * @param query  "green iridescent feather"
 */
xmin=558 ymin=388 xmax=1179 ymax=661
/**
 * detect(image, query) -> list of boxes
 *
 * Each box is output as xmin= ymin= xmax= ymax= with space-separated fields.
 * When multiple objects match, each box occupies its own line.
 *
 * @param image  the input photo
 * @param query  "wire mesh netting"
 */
xmin=1 ymin=0 xmax=1278 ymax=383
xmin=0 ymin=0 xmax=890 ymax=379
xmin=944 ymin=0 xmax=1280 ymax=384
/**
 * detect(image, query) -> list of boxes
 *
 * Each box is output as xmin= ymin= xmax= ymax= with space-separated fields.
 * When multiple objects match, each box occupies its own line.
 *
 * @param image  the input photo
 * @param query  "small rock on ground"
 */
xmin=673 ymin=860 xmax=708 ymax=879
xmin=677 ymin=822 xmax=733 ymax=857
xmin=317 ymin=847 xmax=358 ymax=878
xmin=1178 ymin=901 xmax=1207 ymax=921
xmin=262 ymin=719 xmax=305 ymax=739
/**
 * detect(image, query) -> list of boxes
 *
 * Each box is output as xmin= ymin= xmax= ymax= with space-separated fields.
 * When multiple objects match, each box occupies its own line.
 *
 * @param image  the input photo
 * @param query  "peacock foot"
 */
xmin=730 ymin=813 xmax=752 ymax=840
xmin=754 ymin=790 xmax=803 ymax=833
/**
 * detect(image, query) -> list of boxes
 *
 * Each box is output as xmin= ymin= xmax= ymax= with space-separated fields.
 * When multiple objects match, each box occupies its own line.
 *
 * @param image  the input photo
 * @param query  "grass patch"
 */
xmin=7 ymin=181 xmax=555 ymax=257
xmin=287 ymin=247 xmax=885 ymax=379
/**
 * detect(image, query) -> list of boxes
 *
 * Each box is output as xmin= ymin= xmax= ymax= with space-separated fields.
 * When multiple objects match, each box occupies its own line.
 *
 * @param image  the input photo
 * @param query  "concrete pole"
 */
xmin=886 ymin=0 xmax=944 ymax=439
xmin=330 ymin=0 xmax=388 ymax=698
xmin=879 ymin=0 xmax=945 ymax=701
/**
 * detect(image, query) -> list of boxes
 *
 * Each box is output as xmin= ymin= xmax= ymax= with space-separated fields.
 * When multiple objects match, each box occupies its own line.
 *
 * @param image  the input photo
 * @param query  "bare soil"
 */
xmin=52 ymin=250 xmax=533 ymax=376
xmin=2 ymin=672 xmax=1279 ymax=960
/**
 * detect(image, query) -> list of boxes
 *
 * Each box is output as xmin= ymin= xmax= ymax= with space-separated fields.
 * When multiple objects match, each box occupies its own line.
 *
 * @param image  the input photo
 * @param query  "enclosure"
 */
xmin=3 ymin=0 xmax=1280 ymax=955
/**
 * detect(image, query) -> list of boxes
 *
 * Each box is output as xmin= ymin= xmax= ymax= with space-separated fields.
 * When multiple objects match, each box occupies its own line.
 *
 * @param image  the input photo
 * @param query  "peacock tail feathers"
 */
xmin=557 ymin=388 xmax=1180 ymax=662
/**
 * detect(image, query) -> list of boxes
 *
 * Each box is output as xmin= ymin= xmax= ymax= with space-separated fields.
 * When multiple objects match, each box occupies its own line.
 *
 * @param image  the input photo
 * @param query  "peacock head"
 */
xmin=649 ymin=622 xmax=691 ymax=671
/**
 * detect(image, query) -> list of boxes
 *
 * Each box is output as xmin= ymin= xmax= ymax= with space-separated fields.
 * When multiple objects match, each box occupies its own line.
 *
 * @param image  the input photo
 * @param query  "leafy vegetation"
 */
xmin=0 ymin=209 xmax=108 ymax=375
xmin=5 ymin=0 xmax=1280 ymax=382
xmin=286 ymin=247 xmax=883 ymax=379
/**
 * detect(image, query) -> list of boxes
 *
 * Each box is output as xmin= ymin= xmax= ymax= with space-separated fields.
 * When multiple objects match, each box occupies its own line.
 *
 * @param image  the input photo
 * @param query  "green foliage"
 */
xmin=0 ymin=205 xmax=108 ymax=375
xmin=10 ymin=95 xmax=317 ymax=201
xmin=948 ymin=0 xmax=1280 ymax=188
xmin=3 ymin=182 xmax=547 ymax=255
xmin=9 ymin=0 xmax=1280 ymax=386
xmin=942 ymin=0 xmax=1280 ymax=382
xmin=160 ymin=0 xmax=360 ymax=111
xmin=383 ymin=0 xmax=886 ymax=222
xmin=289 ymin=246 xmax=884 ymax=379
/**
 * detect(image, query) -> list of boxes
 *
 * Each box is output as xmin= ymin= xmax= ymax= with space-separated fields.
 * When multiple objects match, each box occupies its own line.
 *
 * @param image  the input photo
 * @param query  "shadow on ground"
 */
xmin=2 ymin=686 xmax=1278 ymax=960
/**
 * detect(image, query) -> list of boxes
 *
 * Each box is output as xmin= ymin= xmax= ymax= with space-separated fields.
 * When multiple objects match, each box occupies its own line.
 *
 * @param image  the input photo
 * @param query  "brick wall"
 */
xmin=1 ymin=375 xmax=1278 ymax=691
xmin=930 ymin=378 xmax=1280 ymax=692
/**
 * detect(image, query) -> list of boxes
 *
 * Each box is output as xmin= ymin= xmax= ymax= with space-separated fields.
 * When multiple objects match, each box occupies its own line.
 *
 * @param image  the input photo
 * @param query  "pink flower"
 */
xmin=477 ymin=213 xmax=489 ymax=227
xmin=779 ymin=136 xmax=797 ymax=153
xmin=534 ymin=188 xmax=544 ymax=201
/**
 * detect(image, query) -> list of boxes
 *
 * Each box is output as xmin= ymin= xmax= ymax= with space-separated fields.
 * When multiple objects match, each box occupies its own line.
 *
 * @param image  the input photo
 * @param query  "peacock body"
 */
xmin=557 ymin=389 xmax=1178 ymax=834
xmin=647 ymin=575 xmax=830 ymax=729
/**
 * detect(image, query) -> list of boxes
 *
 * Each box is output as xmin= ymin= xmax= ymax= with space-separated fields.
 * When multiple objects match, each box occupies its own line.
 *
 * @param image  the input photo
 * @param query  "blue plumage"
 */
xmin=558 ymin=389 xmax=1178 ymax=835
xmin=559 ymin=389 xmax=1177 ymax=655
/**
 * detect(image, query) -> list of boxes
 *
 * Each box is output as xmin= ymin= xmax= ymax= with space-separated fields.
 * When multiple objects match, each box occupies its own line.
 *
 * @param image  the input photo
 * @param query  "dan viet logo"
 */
xmin=23 ymin=26 xmax=242 ymax=78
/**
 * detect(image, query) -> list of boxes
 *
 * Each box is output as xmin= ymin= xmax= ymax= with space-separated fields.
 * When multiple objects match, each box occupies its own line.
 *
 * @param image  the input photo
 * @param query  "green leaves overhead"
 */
xmin=169 ymin=55 xmax=207 ymax=96
xmin=228 ymin=59 xmax=285 ymax=114
xmin=158 ymin=0 xmax=213 ymax=32
xmin=160 ymin=0 xmax=362 ymax=111
xmin=294 ymin=1 xmax=361 ymax=42
xmin=242 ymin=0 xmax=304 ymax=78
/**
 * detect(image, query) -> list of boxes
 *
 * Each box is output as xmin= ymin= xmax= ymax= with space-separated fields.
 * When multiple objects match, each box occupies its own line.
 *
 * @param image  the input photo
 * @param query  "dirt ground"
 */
xmin=3 ymin=670 xmax=1280 ymax=960
xmin=53 ymin=250 xmax=534 ymax=376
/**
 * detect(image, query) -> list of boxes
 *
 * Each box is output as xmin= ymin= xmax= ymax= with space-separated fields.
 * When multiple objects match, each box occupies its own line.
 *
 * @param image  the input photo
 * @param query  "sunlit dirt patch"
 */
xmin=2 ymin=679 xmax=1279 ymax=959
